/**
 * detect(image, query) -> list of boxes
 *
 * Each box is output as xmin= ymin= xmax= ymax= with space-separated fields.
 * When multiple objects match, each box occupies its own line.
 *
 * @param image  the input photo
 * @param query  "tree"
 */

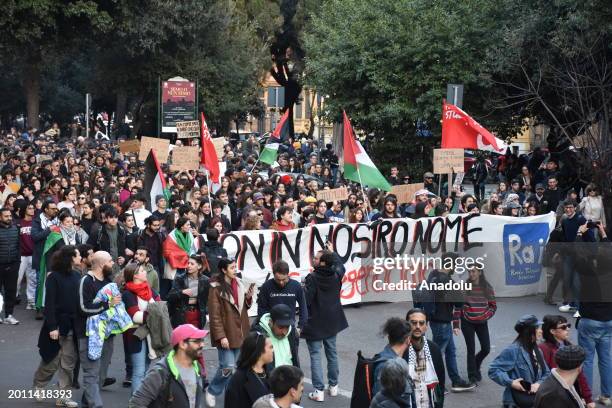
xmin=0 ymin=0 xmax=113 ymax=129
xmin=303 ymin=0 xmax=509 ymax=176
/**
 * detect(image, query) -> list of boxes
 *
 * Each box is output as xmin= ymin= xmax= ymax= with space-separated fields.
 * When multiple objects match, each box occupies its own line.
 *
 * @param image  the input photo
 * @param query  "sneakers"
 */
xmin=328 ymin=385 xmax=339 ymax=397
xmin=573 ymin=310 xmax=581 ymax=318
xmin=559 ymin=304 xmax=576 ymax=313
xmin=102 ymin=377 xmax=116 ymax=388
xmin=308 ymin=389 xmax=325 ymax=402
xmin=122 ymin=378 xmax=132 ymax=388
xmin=56 ymin=397 xmax=78 ymax=407
xmin=205 ymin=390 xmax=216 ymax=407
xmin=2 ymin=315 xmax=19 ymax=325
xmin=26 ymin=302 xmax=35 ymax=310
xmin=598 ymin=396 xmax=612 ymax=406
xmin=451 ymin=379 xmax=476 ymax=392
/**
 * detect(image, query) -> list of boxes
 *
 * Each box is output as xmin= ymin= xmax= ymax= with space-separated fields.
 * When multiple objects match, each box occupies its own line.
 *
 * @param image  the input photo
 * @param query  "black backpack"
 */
xmin=350 ymin=350 xmax=382 ymax=408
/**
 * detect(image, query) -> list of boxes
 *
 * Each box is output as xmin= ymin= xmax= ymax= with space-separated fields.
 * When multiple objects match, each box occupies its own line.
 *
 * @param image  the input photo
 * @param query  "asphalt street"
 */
xmin=1 ymin=294 xmax=602 ymax=408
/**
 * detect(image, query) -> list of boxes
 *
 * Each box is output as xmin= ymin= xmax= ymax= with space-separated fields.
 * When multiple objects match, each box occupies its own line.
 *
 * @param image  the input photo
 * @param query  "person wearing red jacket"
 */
xmin=539 ymin=314 xmax=594 ymax=407
xmin=270 ymin=206 xmax=296 ymax=232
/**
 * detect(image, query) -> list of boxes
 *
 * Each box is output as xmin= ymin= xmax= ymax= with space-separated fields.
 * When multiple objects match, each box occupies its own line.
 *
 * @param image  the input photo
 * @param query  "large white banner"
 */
xmin=217 ymin=213 xmax=556 ymax=306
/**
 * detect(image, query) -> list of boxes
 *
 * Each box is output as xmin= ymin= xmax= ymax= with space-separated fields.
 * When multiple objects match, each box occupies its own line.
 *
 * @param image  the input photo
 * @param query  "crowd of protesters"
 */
xmin=0 ymin=120 xmax=610 ymax=408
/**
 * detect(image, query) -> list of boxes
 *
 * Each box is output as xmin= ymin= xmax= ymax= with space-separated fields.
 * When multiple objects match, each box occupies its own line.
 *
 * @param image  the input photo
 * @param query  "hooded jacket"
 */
xmin=252 ymin=313 xmax=300 ymax=370
xmin=198 ymin=240 xmax=228 ymax=276
xmin=301 ymin=254 xmax=348 ymax=341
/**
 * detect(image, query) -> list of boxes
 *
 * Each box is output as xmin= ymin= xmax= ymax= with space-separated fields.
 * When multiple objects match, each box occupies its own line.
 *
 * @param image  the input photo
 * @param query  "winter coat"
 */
xmin=252 ymin=314 xmax=300 ymax=370
xmin=207 ymin=278 xmax=252 ymax=349
xmin=167 ymin=272 xmax=210 ymax=329
xmin=31 ymin=214 xmax=53 ymax=270
xmin=87 ymin=223 xmax=127 ymax=260
xmin=128 ymin=350 xmax=203 ymax=408
xmin=538 ymin=341 xmax=592 ymax=404
xmin=0 ymin=222 xmax=20 ymax=264
xmin=301 ymin=255 xmax=348 ymax=341
xmin=198 ymin=240 xmax=228 ymax=276
xmin=223 ymin=367 xmax=270 ymax=408
xmin=122 ymin=288 xmax=161 ymax=355
xmin=534 ymin=369 xmax=585 ymax=408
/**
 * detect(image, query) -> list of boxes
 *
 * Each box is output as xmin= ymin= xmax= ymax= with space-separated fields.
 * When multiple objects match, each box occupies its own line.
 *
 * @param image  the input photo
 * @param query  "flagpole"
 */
xmin=250 ymin=157 xmax=261 ymax=174
xmin=205 ymin=170 xmax=212 ymax=207
xmin=355 ymin=166 xmax=370 ymax=220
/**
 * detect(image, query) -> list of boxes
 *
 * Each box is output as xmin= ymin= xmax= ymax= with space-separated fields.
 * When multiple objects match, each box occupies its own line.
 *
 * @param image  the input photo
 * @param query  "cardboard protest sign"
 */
xmin=212 ymin=137 xmax=226 ymax=158
xmin=119 ymin=139 xmax=141 ymax=154
xmin=170 ymin=146 xmax=200 ymax=172
xmin=316 ymin=186 xmax=349 ymax=202
xmin=433 ymin=148 xmax=464 ymax=174
xmin=176 ymin=121 xmax=200 ymax=139
xmin=390 ymin=183 xmax=425 ymax=203
xmin=139 ymin=136 xmax=170 ymax=163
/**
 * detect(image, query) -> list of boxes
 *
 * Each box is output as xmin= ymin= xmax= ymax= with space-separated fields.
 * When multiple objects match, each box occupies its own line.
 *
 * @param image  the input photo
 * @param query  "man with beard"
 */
xmin=128 ymin=324 xmax=208 ymax=408
xmin=77 ymin=251 xmax=121 ymax=408
xmin=0 ymin=207 xmax=21 ymax=324
xmin=404 ymin=308 xmax=446 ymax=408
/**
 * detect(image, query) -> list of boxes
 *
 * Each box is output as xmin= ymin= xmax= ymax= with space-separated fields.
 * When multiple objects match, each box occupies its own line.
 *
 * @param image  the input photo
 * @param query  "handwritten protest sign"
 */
xmin=212 ymin=137 xmax=226 ymax=158
xmin=139 ymin=136 xmax=170 ymax=163
xmin=176 ymin=121 xmax=200 ymax=139
xmin=316 ymin=186 xmax=349 ymax=202
xmin=390 ymin=183 xmax=425 ymax=203
xmin=119 ymin=139 xmax=141 ymax=154
xmin=170 ymin=146 xmax=200 ymax=172
xmin=433 ymin=148 xmax=464 ymax=174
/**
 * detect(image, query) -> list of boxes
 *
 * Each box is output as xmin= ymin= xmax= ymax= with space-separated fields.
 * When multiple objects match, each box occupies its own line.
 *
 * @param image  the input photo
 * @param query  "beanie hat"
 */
xmin=555 ymin=345 xmax=586 ymax=370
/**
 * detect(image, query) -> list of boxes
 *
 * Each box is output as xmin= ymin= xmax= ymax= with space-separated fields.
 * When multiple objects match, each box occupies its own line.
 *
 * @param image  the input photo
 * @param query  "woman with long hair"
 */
xmin=162 ymin=217 xmax=197 ymax=283
xmin=497 ymin=181 xmax=509 ymax=202
xmin=168 ymin=254 xmax=211 ymax=329
xmin=538 ymin=315 xmax=594 ymax=407
xmin=223 ymin=332 xmax=274 ymax=408
xmin=461 ymin=266 xmax=497 ymax=384
xmin=121 ymin=263 xmax=161 ymax=395
xmin=205 ymin=258 xmax=255 ymax=406
xmin=33 ymin=245 xmax=81 ymax=408
xmin=488 ymin=315 xmax=550 ymax=407
xmin=349 ymin=208 xmax=365 ymax=223
xmin=579 ymin=183 xmax=606 ymax=229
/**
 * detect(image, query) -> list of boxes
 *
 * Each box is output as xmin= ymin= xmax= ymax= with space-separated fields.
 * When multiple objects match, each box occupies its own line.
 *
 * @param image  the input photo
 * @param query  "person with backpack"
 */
xmin=404 ymin=308 xmax=445 ymax=408
xmin=416 ymin=252 xmax=474 ymax=392
xmin=461 ymin=266 xmax=497 ymax=385
xmin=372 ymin=318 xmax=414 ymax=397
xmin=128 ymin=324 xmax=208 ymax=408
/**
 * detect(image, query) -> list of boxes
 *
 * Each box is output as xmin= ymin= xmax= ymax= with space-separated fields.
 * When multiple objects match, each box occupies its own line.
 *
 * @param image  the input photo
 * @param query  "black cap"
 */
xmin=514 ymin=314 xmax=543 ymax=332
xmin=270 ymin=304 xmax=294 ymax=326
xmin=555 ymin=345 xmax=586 ymax=370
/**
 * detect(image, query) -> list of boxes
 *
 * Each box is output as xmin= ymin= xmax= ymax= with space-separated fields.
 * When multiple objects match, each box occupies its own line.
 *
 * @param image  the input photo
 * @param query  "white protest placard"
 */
xmin=433 ymin=148 xmax=464 ymax=174
xmin=139 ymin=136 xmax=170 ymax=163
xmin=316 ymin=186 xmax=349 ymax=202
xmin=390 ymin=183 xmax=425 ymax=203
xmin=170 ymin=146 xmax=199 ymax=172
xmin=176 ymin=121 xmax=200 ymax=139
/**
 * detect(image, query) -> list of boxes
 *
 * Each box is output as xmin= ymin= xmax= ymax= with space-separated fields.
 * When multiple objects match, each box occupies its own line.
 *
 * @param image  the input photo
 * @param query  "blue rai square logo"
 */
xmin=503 ymin=223 xmax=550 ymax=285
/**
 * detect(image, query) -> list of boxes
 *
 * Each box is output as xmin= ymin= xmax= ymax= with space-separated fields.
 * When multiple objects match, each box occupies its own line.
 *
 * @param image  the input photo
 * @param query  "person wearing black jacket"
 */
xmin=0 ymin=207 xmax=21 ymax=324
xmin=33 ymin=245 xmax=81 ymax=407
xmin=257 ymin=260 xmax=308 ymax=335
xmin=426 ymin=253 xmax=475 ymax=393
xmin=301 ymin=248 xmax=348 ymax=402
xmin=31 ymin=199 xmax=59 ymax=318
xmin=224 ymin=332 xmax=274 ymax=408
xmin=87 ymin=207 xmax=128 ymax=268
xmin=167 ymin=254 xmax=210 ymax=329
xmin=136 ymin=216 xmax=167 ymax=296
xmin=197 ymin=228 xmax=227 ymax=277
xmin=252 ymin=304 xmax=300 ymax=370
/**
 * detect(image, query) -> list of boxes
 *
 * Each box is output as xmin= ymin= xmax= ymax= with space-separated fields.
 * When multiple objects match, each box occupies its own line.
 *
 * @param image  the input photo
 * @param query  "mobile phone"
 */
xmin=519 ymin=380 xmax=532 ymax=392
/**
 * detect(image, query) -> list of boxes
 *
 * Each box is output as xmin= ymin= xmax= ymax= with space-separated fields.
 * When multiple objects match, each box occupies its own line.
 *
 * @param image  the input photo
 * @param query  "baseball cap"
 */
xmin=304 ymin=196 xmax=317 ymax=204
xmin=535 ymin=183 xmax=545 ymax=190
xmin=253 ymin=192 xmax=264 ymax=201
xmin=414 ymin=189 xmax=429 ymax=197
xmin=555 ymin=345 xmax=586 ymax=370
xmin=171 ymin=324 xmax=209 ymax=347
xmin=270 ymin=304 xmax=294 ymax=326
xmin=514 ymin=314 xmax=543 ymax=333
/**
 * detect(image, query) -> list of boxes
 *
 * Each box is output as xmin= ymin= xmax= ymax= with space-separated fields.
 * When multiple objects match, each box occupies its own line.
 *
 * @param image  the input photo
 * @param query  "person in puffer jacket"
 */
xmin=370 ymin=358 xmax=416 ymax=408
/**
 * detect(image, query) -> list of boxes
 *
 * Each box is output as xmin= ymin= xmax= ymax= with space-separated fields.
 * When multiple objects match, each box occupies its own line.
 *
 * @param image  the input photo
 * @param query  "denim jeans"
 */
xmin=130 ymin=340 xmax=149 ymax=395
xmin=430 ymin=321 xmax=461 ymax=383
xmin=207 ymin=348 xmax=240 ymax=396
xmin=306 ymin=336 xmax=339 ymax=391
xmin=578 ymin=318 xmax=612 ymax=397
xmin=562 ymin=256 xmax=580 ymax=306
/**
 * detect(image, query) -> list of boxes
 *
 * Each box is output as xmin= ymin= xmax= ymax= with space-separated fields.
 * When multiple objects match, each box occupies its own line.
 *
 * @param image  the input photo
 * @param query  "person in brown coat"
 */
xmin=205 ymin=258 xmax=254 ymax=407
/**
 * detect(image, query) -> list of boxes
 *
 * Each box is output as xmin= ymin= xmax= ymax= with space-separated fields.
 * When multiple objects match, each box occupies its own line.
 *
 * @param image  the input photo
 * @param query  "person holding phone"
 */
xmin=167 ymin=254 xmax=210 ymax=329
xmin=489 ymin=315 xmax=550 ymax=408
xmin=206 ymin=258 xmax=254 ymax=407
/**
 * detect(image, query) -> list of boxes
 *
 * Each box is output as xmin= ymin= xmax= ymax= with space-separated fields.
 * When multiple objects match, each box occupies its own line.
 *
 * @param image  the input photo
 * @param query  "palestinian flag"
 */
xmin=259 ymin=143 xmax=279 ymax=165
xmin=143 ymin=149 xmax=169 ymax=212
xmin=36 ymin=226 xmax=63 ymax=308
xmin=163 ymin=228 xmax=196 ymax=270
xmin=271 ymin=109 xmax=291 ymax=141
xmin=342 ymin=111 xmax=392 ymax=191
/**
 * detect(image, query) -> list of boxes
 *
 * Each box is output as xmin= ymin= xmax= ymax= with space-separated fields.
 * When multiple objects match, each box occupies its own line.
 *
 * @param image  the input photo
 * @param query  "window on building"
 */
xmin=267 ymin=87 xmax=285 ymax=108
xmin=305 ymin=92 xmax=312 ymax=119
xmin=295 ymin=94 xmax=303 ymax=119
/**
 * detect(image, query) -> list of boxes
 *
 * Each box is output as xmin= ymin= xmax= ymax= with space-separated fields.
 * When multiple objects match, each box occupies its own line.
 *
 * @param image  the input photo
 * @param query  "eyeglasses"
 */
xmin=79 ymin=196 xmax=86 ymax=200
xmin=556 ymin=323 xmax=571 ymax=330
xmin=409 ymin=320 xmax=427 ymax=327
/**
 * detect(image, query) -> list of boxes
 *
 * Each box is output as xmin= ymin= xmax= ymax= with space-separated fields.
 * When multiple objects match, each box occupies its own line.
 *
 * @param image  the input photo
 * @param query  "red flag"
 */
xmin=442 ymin=100 xmax=508 ymax=153
xmin=342 ymin=111 xmax=359 ymax=168
xmin=200 ymin=112 xmax=220 ymax=183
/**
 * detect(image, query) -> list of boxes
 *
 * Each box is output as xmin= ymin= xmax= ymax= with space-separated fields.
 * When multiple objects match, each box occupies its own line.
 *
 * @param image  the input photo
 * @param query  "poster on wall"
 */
xmin=161 ymin=77 xmax=197 ymax=133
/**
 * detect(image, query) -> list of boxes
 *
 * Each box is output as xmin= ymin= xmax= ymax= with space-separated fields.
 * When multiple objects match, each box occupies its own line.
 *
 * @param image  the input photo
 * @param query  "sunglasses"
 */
xmin=409 ymin=320 xmax=427 ymax=327
xmin=556 ymin=323 xmax=571 ymax=330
